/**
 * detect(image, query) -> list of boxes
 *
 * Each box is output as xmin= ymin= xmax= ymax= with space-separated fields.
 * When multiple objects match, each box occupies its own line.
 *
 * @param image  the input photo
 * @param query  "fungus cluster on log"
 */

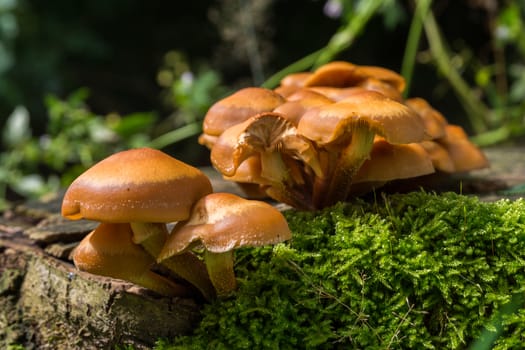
xmin=61 ymin=148 xmax=291 ymax=299
xmin=199 ymin=61 xmax=489 ymax=210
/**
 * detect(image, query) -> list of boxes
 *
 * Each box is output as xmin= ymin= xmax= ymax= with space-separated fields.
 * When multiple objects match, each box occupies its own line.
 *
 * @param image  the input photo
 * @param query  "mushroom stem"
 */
xmin=130 ymin=222 xmax=168 ymax=254
xmin=259 ymin=151 xmax=288 ymax=184
xmin=203 ymin=250 xmax=237 ymax=298
xmin=130 ymin=222 xmax=216 ymax=301
xmin=324 ymin=123 xmax=375 ymax=206
xmin=160 ymin=252 xmax=217 ymax=300
xmin=260 ymin=152 xmax=314 ymax=210
xmin=312 ymin=150 xmax=336 ymax=209
xmin=136 ymin=270 xmax=193 ymax=297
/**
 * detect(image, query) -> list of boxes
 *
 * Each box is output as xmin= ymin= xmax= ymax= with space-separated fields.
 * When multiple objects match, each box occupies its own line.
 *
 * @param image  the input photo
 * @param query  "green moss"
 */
xmin=160 ymin=192 xmax=525 ymax=349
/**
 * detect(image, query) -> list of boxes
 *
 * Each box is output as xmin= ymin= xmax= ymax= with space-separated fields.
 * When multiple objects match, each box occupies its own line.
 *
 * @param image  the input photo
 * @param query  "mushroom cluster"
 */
xmin=199 ymin=61 xmax=489 ymax=210
xmin=62 ymin=148 xmax=291 ymax=299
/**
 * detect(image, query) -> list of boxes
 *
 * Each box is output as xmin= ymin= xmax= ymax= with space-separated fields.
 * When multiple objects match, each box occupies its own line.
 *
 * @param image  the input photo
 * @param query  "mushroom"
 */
xmin=61 ymin=147 xmax=216 ymax=300
xmin=419 ymin=140 xmax=456 ymax=173
xmin=359 ymin=78 xmax=404 ymax=102
xmin=306 ymin=86 xmax=370 ymax=102
xmin=303 ymin=61 xmax=359 ymax=87
xmin=405 ymin=97 xmax=448 ymax=140
xmin=302 ymin=61 xmax=406 ymax=94
xmin=350 ymin=139 xmax=435 ymax=195
xmin=297 ymin=90 xmax=426 ymax=207
xmin=222 ymin=155 xmax=271 ymax=199
xmin=274 ymin=72 xmax=313 ymax=97
xmin=72 ymin=222 xmax=190 ymax=297
xmin=272 ymin=89 xmax=334 ymax=126
xmin=157 ymin=193 xmax=292 ymax=297
xmin=436 ymin=125 xmax=489 ymax=172
xmin=201 ymin=87 xmax=285 ymax=145
xmin=210 ymin=112 xmax=323 ymax=210
xmin=351 ymin=65 xmax=406 ymax=93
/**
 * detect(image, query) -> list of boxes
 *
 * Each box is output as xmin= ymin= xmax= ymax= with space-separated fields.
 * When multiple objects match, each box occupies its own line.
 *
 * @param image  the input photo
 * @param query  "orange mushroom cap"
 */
xmin=202 ymin=87 xmax=285 ymax=136
xmin=437 ymin=125 xmax=489 ymax=172
xmin=274 ymin=72 xmax=313 ymax=97
xmin=306 ymin=86 xmax=370 ymax=102
xmin=405 ymin=97 xmax=448 ymax=140
xmin=72 ymin=222 xmax=189 ymax=296
xmin=303 ymin=61 xmax=359 ymax=87
xmin=419 ymin=140 xmax=456 ymax=173
xmin=353 ymin=139 xmax=435 ymax=184
xmin=61 ymin=147 xmax=212 ymax=223
xmin=273 ymin=89 xmax=334 ymax=125
xmin=158 ymin=192 xmax=292 ymax=258
xmin=352 ymin=65 xmax=406 ymax=93
xmin=73 ymin=223 xmax=155 ymax=276
xmin=298 ymin=90 xmax=426 ymax=145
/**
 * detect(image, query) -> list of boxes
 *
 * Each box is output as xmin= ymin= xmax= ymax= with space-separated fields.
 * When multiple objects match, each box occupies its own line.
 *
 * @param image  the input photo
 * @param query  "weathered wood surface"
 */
xmin=0 ymin=214 xmax=201 ymax=350
xmin=1 ymin=145 xmax=524 ymax=349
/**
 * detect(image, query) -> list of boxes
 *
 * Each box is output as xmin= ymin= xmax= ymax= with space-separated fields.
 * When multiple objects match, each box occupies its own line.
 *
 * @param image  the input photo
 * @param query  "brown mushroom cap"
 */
xmin=359 ymin=78 xmax=404 ymax=102
xmin=353 ymin=139 xmax=435 ymax=183
xmin=306 ymin=86 xmax=370 ymax=102
xmin=419 ymin=140 xmax=456 ymax=173
xmin=202 ymin=87 xmax=285 ymax=136
xmin=72 ymin=222 xmax=189 ymax=296
xmin=280 ymin=71 xmax=313 ymax=88
xmin=303 ymin=61 xmax=358 ymax=87
xmin=274 ymin=72 xmax=313 ymax=97
xmin=158 ymin=192 xmax=291 ymax=259
xmin=61 ymin=147 xmax=212 ymax=223
xmin=352 ymin=65 xmax=406 ymax=93
xmin=73 ymin=223 xmax=154 ymax=277
xmin=297 ymin=90 xmax=426 ymax=145
xmin=405 ymin=97 xmax=448 ymax=140
xmin=272 ymin=89 xmax=334 ymax=125
xmin=437 ymin=125 xmax=489 ymax=172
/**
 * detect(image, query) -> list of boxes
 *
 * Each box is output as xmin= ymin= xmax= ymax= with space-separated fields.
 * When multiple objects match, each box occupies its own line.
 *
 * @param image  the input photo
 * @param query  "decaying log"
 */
xmin=1 ymin=145 xmax=524 ymax=349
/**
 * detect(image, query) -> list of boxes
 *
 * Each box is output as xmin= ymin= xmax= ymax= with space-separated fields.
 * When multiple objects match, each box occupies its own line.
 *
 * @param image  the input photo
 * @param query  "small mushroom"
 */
xmin=157 ymin=193 xmax=292 ymax=297
xmin=274 ymin=72 xmax=313 ymax=97
xmin=273 ymin=89 xmax=334 ymax=125
xmin=72 ymin=222 xmax=190 ymax=297
xmin=201 ymin=87 xmax=285 ymax=139
xmin=436 ymin=125 xmax=489 ymax=172
xmin=61 ymin=147 xmax=215 ymax=300
xmin=359 ymin=78 xmax=404 ymax=102
xmin=419 ymin=140 xmax=456 ymax=173
xmin=303 ymin=61 xmax=359 ymax=87
xmin=351 ymin=65 xmax=406 ymax=93
xmin=210 ymin=112 xmax=322 ymax=210
xmin=306 ymin=86 xmax=369 ymax=102
xmin=298 ymin=90 xmax=426 ymax=207
xmin=406 ymin=97 xmax=448 ymax=139
xmin=350 ymin=139 xmax=435 ymax=195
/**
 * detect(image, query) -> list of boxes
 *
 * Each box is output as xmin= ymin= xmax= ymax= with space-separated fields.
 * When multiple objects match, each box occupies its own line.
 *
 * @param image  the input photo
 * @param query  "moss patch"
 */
xmin=161 ymin=192 xmax=525 ymax=349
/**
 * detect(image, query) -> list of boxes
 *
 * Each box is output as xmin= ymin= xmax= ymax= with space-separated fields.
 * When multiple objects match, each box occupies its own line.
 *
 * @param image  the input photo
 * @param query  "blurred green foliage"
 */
xmin=0 ymin=57 xmax=227 ymax=210
xmin=1 ymin=0 xmax=525 ymax=208
xmin=0 ymin=89 xmax=157 ymax=210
